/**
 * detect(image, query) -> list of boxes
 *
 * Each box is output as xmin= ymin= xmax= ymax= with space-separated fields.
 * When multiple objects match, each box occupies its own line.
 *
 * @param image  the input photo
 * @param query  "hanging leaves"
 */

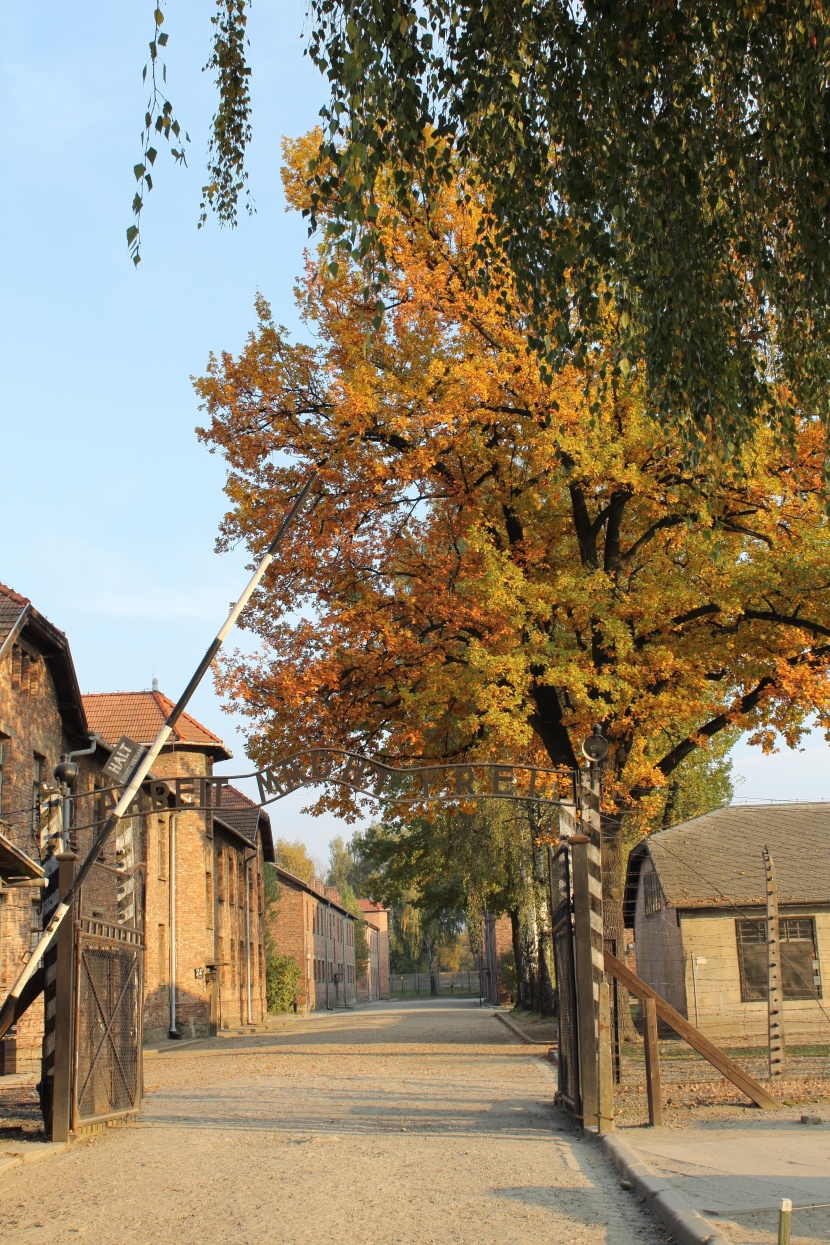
xmin=302 ymin=0 xmax=830 ymax=460
xmin=128 ymin=3 xmax=190 ymax=266
xmin=200 ymin=0 xmax=254 ymax=228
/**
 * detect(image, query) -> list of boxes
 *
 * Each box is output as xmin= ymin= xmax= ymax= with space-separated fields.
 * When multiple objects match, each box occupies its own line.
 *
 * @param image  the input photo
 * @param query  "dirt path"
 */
xmin=1 ymin=999 xmax=668 ymax=1245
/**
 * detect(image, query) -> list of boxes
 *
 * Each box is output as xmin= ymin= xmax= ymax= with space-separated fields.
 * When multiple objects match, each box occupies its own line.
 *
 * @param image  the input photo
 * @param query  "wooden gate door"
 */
xmin=72 ymin=918 xmax=144 ymax=1132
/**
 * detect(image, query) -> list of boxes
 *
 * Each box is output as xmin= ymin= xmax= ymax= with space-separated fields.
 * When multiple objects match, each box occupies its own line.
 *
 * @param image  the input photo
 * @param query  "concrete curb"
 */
xmin=0 ymin=1141 xmax=71 ymax=1177
xmin=494 ymin=1011 xmax=554 ymax=1047
xmin=602 ymin=1133 xmax=733 ymax=1245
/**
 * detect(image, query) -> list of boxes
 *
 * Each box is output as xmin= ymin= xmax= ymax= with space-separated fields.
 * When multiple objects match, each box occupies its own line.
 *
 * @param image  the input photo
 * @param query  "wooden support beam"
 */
xmin=643 ymin=996 xmax=663 ymax=1126
xmin=604 ymin=950 xmax=780 ymax=1111
xmin=597 ymin=980 xmax=614 ymax=1133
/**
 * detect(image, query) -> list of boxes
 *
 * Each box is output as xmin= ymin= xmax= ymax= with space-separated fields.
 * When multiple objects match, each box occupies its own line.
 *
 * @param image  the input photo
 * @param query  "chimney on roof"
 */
xmin=152 ymin=677 xmax=159 ymax=692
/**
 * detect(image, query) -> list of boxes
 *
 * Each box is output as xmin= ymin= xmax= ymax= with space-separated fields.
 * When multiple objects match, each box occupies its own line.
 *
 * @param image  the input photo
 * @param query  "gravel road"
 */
xmin=1 ymin=999 xmax=668 ymax=1245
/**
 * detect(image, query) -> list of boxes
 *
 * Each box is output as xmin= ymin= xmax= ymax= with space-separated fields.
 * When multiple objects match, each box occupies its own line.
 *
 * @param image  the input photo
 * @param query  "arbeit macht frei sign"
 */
xmin=89 ymin=748 xmax=576 ymax=814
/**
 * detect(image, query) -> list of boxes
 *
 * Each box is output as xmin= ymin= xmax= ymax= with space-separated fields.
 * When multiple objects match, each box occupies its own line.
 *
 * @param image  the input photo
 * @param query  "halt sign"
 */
xmin=102 ymin=736 xmax=147 ymax=786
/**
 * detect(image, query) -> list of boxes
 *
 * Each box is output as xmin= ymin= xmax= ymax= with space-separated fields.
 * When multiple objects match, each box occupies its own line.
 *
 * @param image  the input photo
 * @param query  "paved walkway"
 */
xmin=0 ymin=999 xmax=668 ymax=1244
xmin=625 ymin=1114 xmax=830 ymax=1245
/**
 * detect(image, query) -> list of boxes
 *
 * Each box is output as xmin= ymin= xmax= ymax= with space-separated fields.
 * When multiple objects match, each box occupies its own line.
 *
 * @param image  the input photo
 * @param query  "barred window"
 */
xmin=30 ymin=899 xmax=41 ymax=949
xmin=32 ymin=753 xmax=46 ymax=837
xmin=643 ymin=870 xmax=663 ymax=917
xmin=736 ymin=917 xmax=821 ymax=1002
xmin=205 ymin=870 xmax=214 ymax=927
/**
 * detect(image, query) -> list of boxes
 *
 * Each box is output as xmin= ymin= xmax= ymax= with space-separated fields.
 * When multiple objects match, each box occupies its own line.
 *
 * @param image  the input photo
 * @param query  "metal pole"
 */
xmin=0 ymin=472 xmax=318 ymax=1042
xmin=169 ymin=813 xmax=180 ymax=1038
xmin=245 ymin=854 xmax=254 ymax=1025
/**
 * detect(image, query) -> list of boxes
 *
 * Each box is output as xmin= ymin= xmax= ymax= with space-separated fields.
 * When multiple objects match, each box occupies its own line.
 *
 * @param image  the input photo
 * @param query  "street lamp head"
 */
xmin=54 ymin=758 xmax=80 ymax=789
xmin=581 ymin=725 xmax=609 ymax=763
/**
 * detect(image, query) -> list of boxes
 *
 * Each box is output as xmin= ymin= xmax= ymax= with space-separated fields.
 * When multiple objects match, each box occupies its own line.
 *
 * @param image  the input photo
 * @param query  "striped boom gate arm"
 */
xmin=0 ymin=473 xmax=318 ymax=1044
xmin=604 ymin=951 xmax=780 ymax=1110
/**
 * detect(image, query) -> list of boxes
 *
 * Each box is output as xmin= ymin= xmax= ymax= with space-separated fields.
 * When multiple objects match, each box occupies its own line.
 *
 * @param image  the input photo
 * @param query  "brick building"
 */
xmin=1 ymin=581 xmax=274 ymax=1080
xmin=83 ymin=691 xmax=273 ymax=1039
xmin=269 ymin=868 xmax=357 ymax=1010
xmin=483 ymin=911 xmax=514 ymax=1004
xmin=212 ymin=786 xmax=274 ymax=1029
xmin=357 ymin=899 xmax=391 ymax=1001
xmin=0 ymin=583 xmax=103 ymax=1072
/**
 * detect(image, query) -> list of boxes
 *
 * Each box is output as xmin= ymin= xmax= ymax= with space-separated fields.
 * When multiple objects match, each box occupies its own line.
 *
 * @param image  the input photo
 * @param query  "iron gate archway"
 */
xmin=82 ymin=748 xmax=578 ymax=819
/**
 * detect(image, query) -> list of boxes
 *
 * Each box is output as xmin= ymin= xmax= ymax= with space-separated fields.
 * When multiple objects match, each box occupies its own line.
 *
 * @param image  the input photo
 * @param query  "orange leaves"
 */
xmin=195 ymin=136 xmax=830 ymax=814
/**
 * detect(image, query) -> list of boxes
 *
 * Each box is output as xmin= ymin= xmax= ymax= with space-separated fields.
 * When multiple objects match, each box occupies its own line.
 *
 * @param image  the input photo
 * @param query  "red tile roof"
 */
xmin=0 ymin=582 xmax=31 ymax=649
xmin=0 ymin=582 xmax=30 ymax=609
xmin=272 ymin=865 xmax=357 ymax=919
xmin=82 ymin=690 xmax=231 ymax=758
xmin=357 ymin=898 xmax=386 ymax=913
xmin=214 ymin=785 xmax=274 ymax=861
xmin=0 ymin=583 xmax=87 ymax=740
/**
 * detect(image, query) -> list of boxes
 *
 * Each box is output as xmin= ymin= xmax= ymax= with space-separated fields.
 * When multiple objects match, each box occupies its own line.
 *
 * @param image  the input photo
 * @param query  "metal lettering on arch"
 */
xmin=133 ymin=748 xmax=576 ymax=813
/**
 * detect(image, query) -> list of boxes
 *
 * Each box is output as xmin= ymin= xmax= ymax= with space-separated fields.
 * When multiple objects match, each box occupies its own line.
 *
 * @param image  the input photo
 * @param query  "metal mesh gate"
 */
xmin=549 ymin=844 xmax=580 ymax=1115
xmin=73 ymin=919 xmax=144 ymax=1130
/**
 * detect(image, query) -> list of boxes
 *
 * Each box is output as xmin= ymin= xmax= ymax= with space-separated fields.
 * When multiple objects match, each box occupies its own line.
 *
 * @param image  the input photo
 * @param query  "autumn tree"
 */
xmin=196 ymin=138 xmax=830 ymax=948
xmin=272 ymin=837 xmax=321 ymax=884
xmin=355 ymin=801 xmax=557 ymax=1010
xmin=137 ymin=1 xmax=830 ymax=457
xmin=326 ymin=833 xmax=370 ymax=896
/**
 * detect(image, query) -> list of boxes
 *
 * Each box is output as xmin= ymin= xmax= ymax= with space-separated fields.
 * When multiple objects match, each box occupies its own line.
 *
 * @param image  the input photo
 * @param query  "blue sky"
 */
xmin=1 ymin=3 xmax=825 ymax=867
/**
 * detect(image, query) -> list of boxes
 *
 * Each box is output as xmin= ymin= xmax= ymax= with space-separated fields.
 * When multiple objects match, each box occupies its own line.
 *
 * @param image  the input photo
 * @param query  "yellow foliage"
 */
xmin=195 ymin=137 xmax=830 ymax=818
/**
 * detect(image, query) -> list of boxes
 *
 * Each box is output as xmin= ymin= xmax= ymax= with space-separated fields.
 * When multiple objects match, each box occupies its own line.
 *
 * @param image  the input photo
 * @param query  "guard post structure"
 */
xmin=568 ymin=742 xmax=610 ymax=1133
xmin=570 ymin=833 xmax=599 ymax=1127
xmin=597 ymin=979 xmax=614 ymax=1133
xmin=50 ymin=848 xmax=78 ymax=1143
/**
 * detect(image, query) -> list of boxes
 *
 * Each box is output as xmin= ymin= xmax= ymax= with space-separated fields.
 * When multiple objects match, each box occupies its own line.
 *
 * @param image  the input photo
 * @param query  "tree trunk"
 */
xmin=536 ymin=933 xmax=555 ymax=1017
xmin=601 ymin=814 xmax=640 ymax=1042
xmin=527 ymin=808 xmax=555 ymax=1017
xmin=424 ymin=934 xmax=440 ymax=996
xmin=522 ymin=927 xmax=538 ymax=1010
xmin=509 ymin=909 xmax=523 ymax=1007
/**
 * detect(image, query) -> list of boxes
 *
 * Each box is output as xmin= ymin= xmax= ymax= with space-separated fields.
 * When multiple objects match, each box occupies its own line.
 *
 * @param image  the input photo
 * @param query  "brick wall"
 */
xmin=483 ymin=912 xmax=514 ymax=1004
xmin=268 ymin=871 xmax=357 ymax=1012
xmin=0 ymin=629 xmax=89 ymax=1073
xmin=269 ymin=877 xmax=307 ymax=1007
xmin=141 ymin=750 xmax=213 ymax=1042
xmin=212 ymin=824 xmax=267 ymax=1030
